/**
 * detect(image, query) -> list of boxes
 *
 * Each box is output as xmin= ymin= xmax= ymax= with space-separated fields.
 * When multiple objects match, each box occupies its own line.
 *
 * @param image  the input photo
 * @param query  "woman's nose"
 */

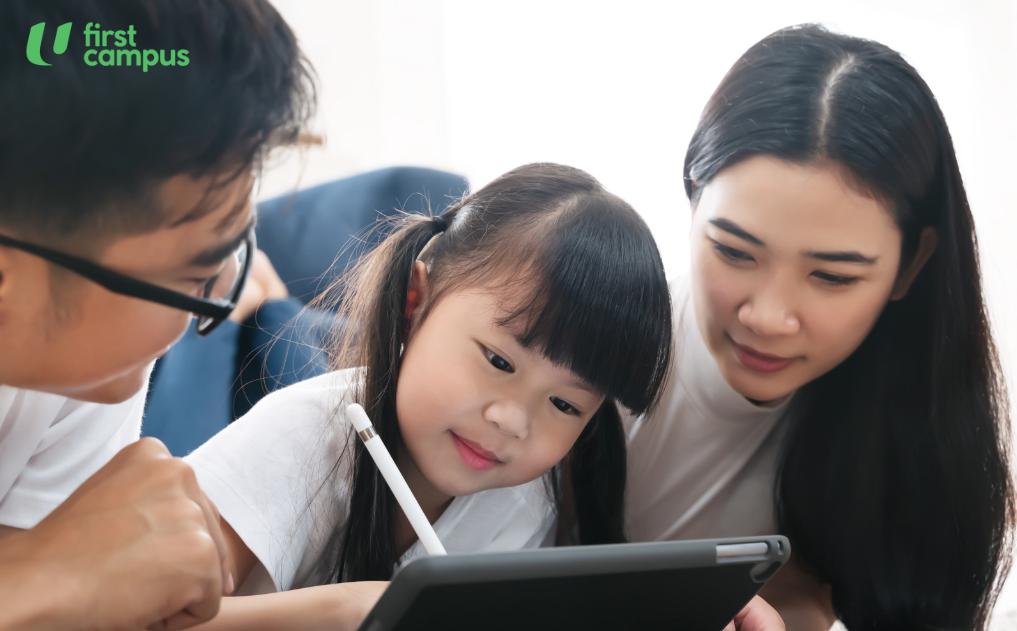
xmin=738 ymin=284 xmax=800 ymax=337
xmin=483 ymin=400 xmax=530 ymax=440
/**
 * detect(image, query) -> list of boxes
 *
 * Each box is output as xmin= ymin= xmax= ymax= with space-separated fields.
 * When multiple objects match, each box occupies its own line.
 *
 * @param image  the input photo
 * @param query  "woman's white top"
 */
xmin=0 ymin=385 xmax=147 ymax=529
xmin=625 ymin=277 xmax=791 ymax=542
xmin=185 ymin=368 xmax=556 ymax=594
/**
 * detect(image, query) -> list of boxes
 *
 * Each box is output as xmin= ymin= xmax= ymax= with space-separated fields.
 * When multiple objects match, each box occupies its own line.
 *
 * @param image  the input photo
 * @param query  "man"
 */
xmin=0 ymin=1 xmax=313 ymax=628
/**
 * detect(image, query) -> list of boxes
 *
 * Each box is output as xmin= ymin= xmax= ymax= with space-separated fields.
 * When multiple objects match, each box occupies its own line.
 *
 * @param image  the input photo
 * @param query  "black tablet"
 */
xmin=356 ymin=535 xmax=789 ymax=631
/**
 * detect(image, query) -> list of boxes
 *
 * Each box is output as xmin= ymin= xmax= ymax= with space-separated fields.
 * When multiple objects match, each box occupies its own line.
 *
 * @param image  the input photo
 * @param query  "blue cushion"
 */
xmin=257 ymin=166 xmax=468 ymax=305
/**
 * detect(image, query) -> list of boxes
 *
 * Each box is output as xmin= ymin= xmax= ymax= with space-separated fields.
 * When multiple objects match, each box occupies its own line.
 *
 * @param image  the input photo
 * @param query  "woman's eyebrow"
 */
xmin=709 ymin=217 xmax=878 ymax=264
xmin=802 ymin=250 xmax=878 ymax=264
xmin=708 ymin=218 xmax=764 ymax=246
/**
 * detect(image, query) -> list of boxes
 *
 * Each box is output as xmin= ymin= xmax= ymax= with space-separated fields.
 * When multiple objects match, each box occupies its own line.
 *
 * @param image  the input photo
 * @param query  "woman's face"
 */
xmin=690 ymin=155 xmax=904 ymax=403
xmin=396 ymin=280 xmax=605 ymax=499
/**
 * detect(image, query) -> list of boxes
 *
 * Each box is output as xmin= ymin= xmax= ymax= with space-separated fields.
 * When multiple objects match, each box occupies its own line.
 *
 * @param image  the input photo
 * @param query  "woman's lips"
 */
xmin=732 ymin=341 xmax=797 ymax=373
xmin=451 ymin=433 xmax=501 ymax=471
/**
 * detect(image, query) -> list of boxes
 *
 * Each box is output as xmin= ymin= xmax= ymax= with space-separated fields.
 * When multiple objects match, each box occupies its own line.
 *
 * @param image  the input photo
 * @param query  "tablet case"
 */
xmin=356 ymin=535 xmax=789 ymax=631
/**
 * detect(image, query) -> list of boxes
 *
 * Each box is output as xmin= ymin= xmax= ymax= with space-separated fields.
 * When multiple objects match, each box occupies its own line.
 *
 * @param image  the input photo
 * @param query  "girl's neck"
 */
xmin=394 ymin=451 xmax=453 ymax=557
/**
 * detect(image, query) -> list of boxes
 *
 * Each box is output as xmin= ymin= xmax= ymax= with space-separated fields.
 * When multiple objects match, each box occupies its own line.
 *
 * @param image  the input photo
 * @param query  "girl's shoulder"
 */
xmin=242 ymin=367 xmax=363 ymax=427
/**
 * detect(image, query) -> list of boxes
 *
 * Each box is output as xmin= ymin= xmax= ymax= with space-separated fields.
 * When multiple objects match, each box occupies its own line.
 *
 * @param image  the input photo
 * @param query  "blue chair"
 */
xmin=143 ymin=167 xmax=469 ymax=455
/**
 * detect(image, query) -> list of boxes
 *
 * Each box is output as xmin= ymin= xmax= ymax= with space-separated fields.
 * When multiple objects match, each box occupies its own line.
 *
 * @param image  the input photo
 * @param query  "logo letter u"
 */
xmin=26 ymin=22 xmax=72 ymax=66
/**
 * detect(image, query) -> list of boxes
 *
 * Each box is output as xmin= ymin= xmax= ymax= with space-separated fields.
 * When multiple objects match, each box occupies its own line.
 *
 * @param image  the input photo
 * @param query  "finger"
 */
xmin=188 ymin=486 xmax=232 ymax=594
xmin=733 ymin=596 xmax=785 ymax=631
xmin=154 ymin=609 xmax=204 ymax=631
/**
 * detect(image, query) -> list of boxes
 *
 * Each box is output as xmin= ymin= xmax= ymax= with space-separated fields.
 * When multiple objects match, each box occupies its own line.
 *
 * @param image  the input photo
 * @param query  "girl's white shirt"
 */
xmin=0 ymin=379 xmax=148 ymax=529
xmin=625 ymin=277 xmax=791 ymax=543
xmin=185 ymin=368 xmax=556 ymax=594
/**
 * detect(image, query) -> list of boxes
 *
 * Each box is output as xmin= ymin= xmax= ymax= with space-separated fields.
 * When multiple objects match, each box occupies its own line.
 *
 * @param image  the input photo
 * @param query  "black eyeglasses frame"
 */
xmin=0 ymin=228 xmax=255 ymax=336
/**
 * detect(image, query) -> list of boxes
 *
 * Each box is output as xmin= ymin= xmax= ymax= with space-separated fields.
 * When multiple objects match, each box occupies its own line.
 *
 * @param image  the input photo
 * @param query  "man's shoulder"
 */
xmin=0 ymin=385 xmax=87 ymax=434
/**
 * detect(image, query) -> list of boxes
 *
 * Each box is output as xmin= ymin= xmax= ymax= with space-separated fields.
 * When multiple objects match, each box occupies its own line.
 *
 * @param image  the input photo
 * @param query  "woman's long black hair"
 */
xmin=684 ymin=25 xmax=1014 ymax=631
xmin=316 ymin=163 xmax=672 ymax=582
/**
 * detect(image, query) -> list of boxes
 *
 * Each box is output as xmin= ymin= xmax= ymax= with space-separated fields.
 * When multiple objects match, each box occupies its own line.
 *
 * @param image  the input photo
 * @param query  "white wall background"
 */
xmin=260 ymin=1 xmax=1017 ymax=626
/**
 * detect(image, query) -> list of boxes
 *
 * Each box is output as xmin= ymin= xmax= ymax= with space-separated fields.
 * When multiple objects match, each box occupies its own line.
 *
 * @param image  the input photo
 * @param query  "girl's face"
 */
xmin=690 ymin=155 xmax=910 ymax=403
xmin=396 ymin=279 xmax=605 ymax=498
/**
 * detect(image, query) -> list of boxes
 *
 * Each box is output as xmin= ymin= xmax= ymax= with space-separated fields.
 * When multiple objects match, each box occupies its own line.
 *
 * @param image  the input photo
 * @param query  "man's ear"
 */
xmin=405 ymin=260 xmax=430 ymax=332
xmin=891 ymin=227 xmax=937 ymax=300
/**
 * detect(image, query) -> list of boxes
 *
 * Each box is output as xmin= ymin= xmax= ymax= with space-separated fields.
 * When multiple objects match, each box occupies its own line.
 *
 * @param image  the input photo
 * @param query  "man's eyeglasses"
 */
xmin=0 ymin=228 xmax=255 ymax=336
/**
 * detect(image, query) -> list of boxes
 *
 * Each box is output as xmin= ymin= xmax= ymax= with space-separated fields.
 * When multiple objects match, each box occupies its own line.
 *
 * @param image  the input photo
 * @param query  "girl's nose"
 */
xmin=483 ymin=400 xmax=530 ymax=440
xmin=738 ymin=285 xmax=800 ymax=337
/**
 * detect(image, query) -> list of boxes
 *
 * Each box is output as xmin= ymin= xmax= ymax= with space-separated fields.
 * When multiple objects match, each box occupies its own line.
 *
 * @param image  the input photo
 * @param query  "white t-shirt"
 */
xmin=0 ymin=385 xmax=147 ymax=529
xmin=625 ymin=277 xmax=791 ymax=542
xmin=185 ymin=368 xmax=556 ymax=594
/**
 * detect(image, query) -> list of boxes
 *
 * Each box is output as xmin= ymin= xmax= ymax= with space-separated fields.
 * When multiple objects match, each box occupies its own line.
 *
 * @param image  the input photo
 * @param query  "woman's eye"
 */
xmin=550 ymin=397 xmax=580 ymax=416
xmin=812 ymin=271 xmax=858 ymax=286
xmin=711 ymin=241 xmax=754 ymax=263
xmin=484 ymin=348 xmax=514 ymax=373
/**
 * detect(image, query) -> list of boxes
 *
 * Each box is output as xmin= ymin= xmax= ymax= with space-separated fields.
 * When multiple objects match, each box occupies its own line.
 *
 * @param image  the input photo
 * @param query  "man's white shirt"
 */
xmin=0 ymin=384 xmax=147 ymax=529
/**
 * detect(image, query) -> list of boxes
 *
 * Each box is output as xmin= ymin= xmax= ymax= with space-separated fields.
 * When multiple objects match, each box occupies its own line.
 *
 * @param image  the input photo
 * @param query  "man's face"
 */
xmin=0 ymin=173 xmax=254 ymax=403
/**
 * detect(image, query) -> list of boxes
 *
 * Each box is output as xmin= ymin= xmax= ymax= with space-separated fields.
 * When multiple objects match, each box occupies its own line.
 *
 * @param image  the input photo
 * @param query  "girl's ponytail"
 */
xmin=327 ymin=210 xmax=455 ymax=582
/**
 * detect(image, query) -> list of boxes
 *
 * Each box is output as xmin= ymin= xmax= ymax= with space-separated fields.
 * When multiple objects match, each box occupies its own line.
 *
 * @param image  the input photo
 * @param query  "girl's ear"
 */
xmin=405 ymin=260 xmax=430 ymax=333
xmin=891 ymin=227 xmax=937 ymax=300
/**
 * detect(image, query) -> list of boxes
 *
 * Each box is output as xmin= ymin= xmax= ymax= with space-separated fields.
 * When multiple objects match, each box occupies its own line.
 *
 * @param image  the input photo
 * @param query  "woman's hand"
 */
xmin=724 ymin=596 xmax=786 ymax=631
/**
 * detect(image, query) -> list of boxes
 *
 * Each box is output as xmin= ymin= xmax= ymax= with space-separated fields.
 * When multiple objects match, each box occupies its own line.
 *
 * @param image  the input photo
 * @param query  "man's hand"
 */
xmin=0 ymin=438 xmax=232 ymax=631
xmin=724 ymin=596 xmax=787 ymax=631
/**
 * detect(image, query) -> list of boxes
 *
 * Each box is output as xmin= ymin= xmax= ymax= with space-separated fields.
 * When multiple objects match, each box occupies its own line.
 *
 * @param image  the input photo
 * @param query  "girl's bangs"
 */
xmin=493 ymin=198 xmax=672 ymax=415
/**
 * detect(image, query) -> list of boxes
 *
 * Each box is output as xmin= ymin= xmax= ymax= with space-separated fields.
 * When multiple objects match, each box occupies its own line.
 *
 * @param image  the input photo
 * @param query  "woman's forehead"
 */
xmin=698 ymin=156 xmax=900 ymax=254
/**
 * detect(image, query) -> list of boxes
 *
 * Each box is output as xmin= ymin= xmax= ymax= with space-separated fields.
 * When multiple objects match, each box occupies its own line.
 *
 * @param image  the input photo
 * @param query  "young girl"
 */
xmin=626 ymin=25 xmax=1014 ymax=631
xmin=181 ymin=163 xmax=682 ymax=629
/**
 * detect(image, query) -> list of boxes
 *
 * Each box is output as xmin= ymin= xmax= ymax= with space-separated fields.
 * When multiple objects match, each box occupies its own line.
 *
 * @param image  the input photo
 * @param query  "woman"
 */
xmin=626 ymin=24 xmax=1014 ymax=631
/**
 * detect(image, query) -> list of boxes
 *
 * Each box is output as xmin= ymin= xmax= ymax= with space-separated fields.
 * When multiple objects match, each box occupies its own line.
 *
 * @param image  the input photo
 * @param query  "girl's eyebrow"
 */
xmin=497 ymin=326 xmax=599 ymax=396
xmin=710 ymin=217 xmax=878 ymax=264
xmin=568 ymin=379 xmax=600 ymax=396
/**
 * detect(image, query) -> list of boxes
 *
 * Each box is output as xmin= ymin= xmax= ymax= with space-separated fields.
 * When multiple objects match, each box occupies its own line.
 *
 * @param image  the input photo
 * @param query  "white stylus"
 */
xmin=347 ymin=403 xmax=448 ymax=556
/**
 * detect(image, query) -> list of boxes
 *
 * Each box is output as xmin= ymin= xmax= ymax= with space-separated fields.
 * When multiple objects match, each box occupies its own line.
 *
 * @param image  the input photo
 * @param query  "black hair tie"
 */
xmin=431 ymin=215 xmax=448 ymax=233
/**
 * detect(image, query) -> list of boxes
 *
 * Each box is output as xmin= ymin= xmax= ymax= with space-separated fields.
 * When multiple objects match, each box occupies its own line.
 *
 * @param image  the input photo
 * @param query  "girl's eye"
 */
xmin=550 ymin=397 xmax=580 ymax=417
xmin=812 ymin=271 xmax=858 ymax=286
xmin=484 ymin=348 xmax=514 ymax=373
xmin=711 ymin=240 xmax=754 ymax=263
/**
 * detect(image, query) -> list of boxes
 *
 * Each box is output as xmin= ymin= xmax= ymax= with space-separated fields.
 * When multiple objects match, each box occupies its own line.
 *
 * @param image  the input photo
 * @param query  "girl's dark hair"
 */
xmin=317 ymin=162 xmax=672 ymax=582
xmin=685 ymin=24 xmax=1014 ymax=630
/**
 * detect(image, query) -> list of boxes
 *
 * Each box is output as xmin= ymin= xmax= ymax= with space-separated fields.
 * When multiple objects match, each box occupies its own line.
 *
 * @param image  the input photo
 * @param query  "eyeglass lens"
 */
xmin=195 ymin=240 xmax=250 ymax=332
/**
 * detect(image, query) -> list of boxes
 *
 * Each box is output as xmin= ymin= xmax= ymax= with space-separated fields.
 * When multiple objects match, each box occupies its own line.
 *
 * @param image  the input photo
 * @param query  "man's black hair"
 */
xmin=0 ymin=0 xmax=315 ymax=238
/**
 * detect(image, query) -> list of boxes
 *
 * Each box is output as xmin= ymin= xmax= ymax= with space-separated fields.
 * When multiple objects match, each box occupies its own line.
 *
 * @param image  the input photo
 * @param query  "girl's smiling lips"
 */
xmin=451 ymin=432 xmax=501 ymax=471
xmin=730 ymin=338 xmax=798 ymax=373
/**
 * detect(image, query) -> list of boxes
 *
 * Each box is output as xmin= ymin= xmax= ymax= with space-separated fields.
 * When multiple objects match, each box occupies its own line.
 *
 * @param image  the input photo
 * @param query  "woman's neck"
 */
xmin=394 ymin=451 xmax=453 ymax=557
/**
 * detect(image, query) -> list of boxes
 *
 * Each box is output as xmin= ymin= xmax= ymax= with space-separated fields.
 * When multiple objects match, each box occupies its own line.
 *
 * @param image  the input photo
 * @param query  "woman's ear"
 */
xmin=405 ymin=260 xmax=430 ymax=332
xmin=891 ymin=227 xmax=937 ymax=300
